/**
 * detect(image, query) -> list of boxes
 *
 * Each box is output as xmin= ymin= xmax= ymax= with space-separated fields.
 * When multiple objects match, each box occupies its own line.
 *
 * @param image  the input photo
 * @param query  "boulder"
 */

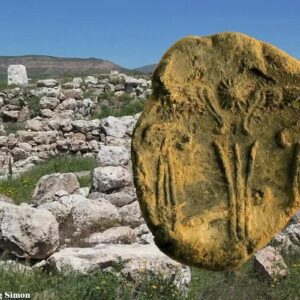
xmin=56 ymin=98 xmax=77 ymax=111
xmin=100 ymin=116 xmax=126 ymax=138
xmin=254 ymin=246 xmax=288 ymax=280
xmin=73 ymin=77 xmax=83 ymax=86
xmin=119 ymin=115 xmax=137 ymax=135
xmin=33 ymin=173 xmax=80 ymax=204
xmin=271 ymin=223 xmax=300 ymax=255
xmin=91 ymin=166 xmax=131 ymax=193
xmin=119 ymin=201 xmax=144 ymax=228
xmin=81 ymin=226 xmax=135 ymax=246
xmin=84 ymin=76 xmax=98 ymax=85
xmin=89 ymin=191 xmax=135 ymax=207
xmin=40 ymin=97 xmax=60 ymax=110
xmin=12 ymin=147 xmax=29 ymax=161
xmin=72 ymin=119 xmax=100 ymax=134
xmin=62 ymin=89 xmax=83 ymax=100
xmin=2 ymin=110 xmax=19 ymax=121
xmin=46 ymin=243 xmax=191 ymax=290
xmin=33 ymin=130 xmax=59 ymax=145
xmin=0 ymin=202 xmax=59 ymax=259
xmin=125 ymin=76 xmax=140 ymax=88
xmin=39 ymin=195 xmax=121 ymax=238
xmin=134 ymin=224 xmax=154 ymax=244
xmin=36 ymin=79 xmax=59 ymax=88
xmin=97 ymin=145 xmax=129 ymax=167
xmin=25 ymin=119 xmax=44 ymax=131
xmin=7 ymin=65 xmax=28 ymax=86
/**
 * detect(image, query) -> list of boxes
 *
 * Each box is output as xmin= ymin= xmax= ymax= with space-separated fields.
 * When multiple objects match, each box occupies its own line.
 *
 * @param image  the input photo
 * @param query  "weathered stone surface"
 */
xmin=72 ymin=119 xmax=100 ymax=134
xmin=254 ymin=246 xmax=288 ymax=280
xmin=97 ymin=145 xmax=129 ymax=167
xmin=7 ymin=65 xmax=28 ymax=86
xmin=36 ymin=79 xmax=59 ymax=88
xmin=40 ymin=96 xmax=60 ymax=110
xmin=119 ymin=201 xmax=144 ymax=228
xmin=46 ymin=243 xmax=191 ymax=289
xmin=134 ymin=224 xmax=154 ymax=244
xmin=81 ymin=226 xmax=135 ymax=246
xmin=93 ymin=191 xmax=136 ymax=207
xmin=271 ymin=223 xmax=300 ymax=255
xmin=132 ymin=32 xmax=300 ymax=270
xmin=33 ymin=173 xmax=80 ymax=204
xmin=92 ymin=166 xmax=131 ymax=192
xmin=84 ymin=76 xmax=98 ymax=85
xmin=101 ymin=116 xmax=126 ymax=138
xmin=0 ymin=202 xmax=59 ymax=259
xmin=39 ymin=195 xmax=121 ymax=237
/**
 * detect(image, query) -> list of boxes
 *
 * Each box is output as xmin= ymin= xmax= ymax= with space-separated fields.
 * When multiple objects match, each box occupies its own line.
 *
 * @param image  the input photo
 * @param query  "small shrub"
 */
xmin=26 ymin=95 xmax=41 ymax=117
xmin=99 ymin=90 xmax=114 ymax=101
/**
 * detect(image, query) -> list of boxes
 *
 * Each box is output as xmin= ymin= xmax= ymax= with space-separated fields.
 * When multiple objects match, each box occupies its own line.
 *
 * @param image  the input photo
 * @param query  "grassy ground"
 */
xmin=0 ymin=155 xmax=97 ymax=204
xmin=0 ymin=256 xmax=299 ymax=300
xmin=0 ymin=266 xmax=183 ymax=300
xmin=189 ymin=256 xmax=300 ymax=300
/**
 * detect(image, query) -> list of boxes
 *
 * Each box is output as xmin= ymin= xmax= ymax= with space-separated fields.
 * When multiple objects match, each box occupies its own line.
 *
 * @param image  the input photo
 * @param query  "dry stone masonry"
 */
xmin=0 ymin=70 xmax=191 ymax=289
xmin=0 ymin=70 xmax=150 ymax=180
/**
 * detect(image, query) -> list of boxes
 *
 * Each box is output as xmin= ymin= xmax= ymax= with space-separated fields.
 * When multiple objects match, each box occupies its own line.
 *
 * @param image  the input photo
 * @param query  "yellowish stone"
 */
xmin=131 ymin=32 xmax=300 ymax=270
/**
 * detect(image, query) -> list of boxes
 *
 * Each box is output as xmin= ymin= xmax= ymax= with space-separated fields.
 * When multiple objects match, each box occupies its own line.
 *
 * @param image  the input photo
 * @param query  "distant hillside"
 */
xmin=0 ymin=55 xmax=126 ymax=80
xmin=134 ymin=64 xmax=157 ymax=74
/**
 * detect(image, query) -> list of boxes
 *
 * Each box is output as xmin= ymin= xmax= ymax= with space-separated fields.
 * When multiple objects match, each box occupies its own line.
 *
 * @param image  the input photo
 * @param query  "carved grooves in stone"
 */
xmin=214 ymin=140 xmax=259 ymax=241
xmin=156 ymin=141 xmax=177 ymax=230
xmin=245 ymin=141 xmax=259 ymax=238
xmin=199 ymin=88 xmax=225 ymax=131
xmin=243 ymin=91 xmax=265 ymax=135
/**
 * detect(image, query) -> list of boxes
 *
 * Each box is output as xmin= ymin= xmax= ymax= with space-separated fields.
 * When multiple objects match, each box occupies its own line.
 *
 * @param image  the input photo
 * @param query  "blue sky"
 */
xmin=0 ymin=0 xmax=299 ymax=68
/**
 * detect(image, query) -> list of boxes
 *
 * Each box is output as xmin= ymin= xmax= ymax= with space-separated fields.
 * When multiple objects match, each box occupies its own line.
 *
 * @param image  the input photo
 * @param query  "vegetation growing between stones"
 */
xmin=92 ymin=97 xmax=145 ymax=119
xmin=0 ymin=266 xmax=184 ymax=300
xmin=77 ymin=174 xmax=92 ymax=187
xmin=0 ymin=155 xmax=97 ymax=204
xmin=4 ymin=121 xmax=25 ymax=134
xmin=0 ymin=257 xmax=299 ymax=299
xmin=25 ymin=95 xmax=41 ymax=118
xmin=189 ymin=256 xmax=300 ymax=299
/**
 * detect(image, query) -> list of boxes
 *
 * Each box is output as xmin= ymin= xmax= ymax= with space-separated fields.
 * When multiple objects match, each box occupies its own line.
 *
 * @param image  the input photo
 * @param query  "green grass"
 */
xmin=0 ymin=155 xmax=97 ymax=204
xmin=4 ymin=121 xmax=25 ymax=134
xmin=188 ymin=256 xmax=300 ymax=300
xmin=77 ymin=174 xmax=92 ymax=187
xmin=100 ymin=90 xmax=114 ymax=101
xmin=92 ymin=98 xmax=145 ymax=119
xmin=0 ymin=266 xmax=184 ymax=300
xmin=0 ymin=80 xmax=8 ymax=90
xmin=0 ymin=256 xmax=299 ymax=299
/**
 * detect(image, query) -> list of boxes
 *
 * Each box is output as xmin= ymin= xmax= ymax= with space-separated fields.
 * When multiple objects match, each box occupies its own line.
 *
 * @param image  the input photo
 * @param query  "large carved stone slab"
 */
xmin=131 ymin=32 xmax=300 ymax=270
